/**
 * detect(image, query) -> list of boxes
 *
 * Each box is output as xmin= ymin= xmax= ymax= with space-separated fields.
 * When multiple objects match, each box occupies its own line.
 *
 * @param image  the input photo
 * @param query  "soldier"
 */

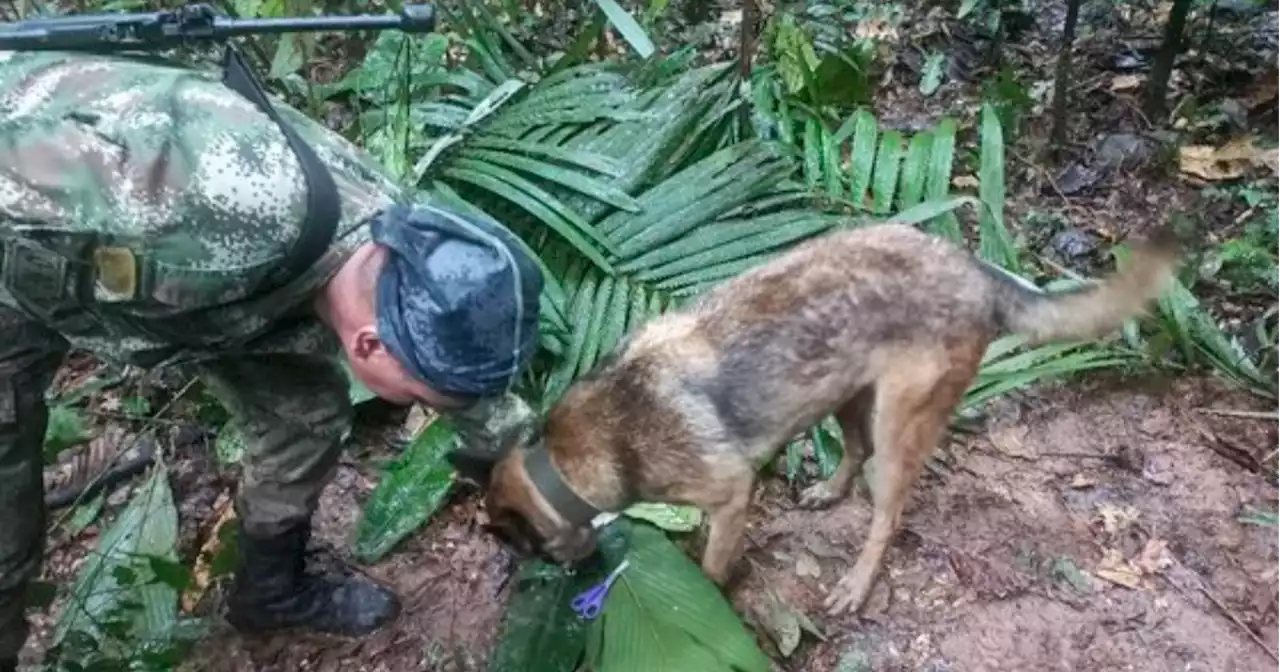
xmin=0 ymin=47 xmax=541 ymax=669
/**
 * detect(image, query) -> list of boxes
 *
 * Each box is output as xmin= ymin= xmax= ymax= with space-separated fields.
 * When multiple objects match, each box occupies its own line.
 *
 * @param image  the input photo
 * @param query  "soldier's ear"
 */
xmin=447 ymin=451 xmax=500 ymax=489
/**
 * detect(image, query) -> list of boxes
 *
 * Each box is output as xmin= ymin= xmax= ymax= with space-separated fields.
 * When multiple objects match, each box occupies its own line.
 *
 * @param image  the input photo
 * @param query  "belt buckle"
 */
xmin=93 ymin=246 xmax=140 ymax=301
xmin=3 ymin=240 xmax=70 ymax=303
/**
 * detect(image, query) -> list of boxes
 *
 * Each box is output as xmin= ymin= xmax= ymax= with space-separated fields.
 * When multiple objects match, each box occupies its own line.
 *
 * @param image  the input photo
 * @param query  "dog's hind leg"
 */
xmin=823 ymin=347 xmax=979 ymax=616
xmin=797 ymin=386 xmax=875 ymax=510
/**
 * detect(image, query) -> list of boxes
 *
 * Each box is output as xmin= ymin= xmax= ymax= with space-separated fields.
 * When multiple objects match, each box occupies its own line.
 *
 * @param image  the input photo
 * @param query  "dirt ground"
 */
xmin=88 ymin=372 xmax=1266 ymax=672
xmin=13 ymin=0 xmax=1278 ymax=670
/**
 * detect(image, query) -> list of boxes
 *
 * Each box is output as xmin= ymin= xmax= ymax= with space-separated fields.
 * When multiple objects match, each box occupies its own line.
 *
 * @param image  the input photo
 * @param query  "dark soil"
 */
xmin=15 ymin=0 xmax=1279 ymax=670
xmin=143 ymin=374 xmax=1280 ymax=671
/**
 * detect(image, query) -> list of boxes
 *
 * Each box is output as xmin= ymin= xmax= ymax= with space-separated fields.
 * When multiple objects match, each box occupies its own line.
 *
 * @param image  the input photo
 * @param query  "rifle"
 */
xmin=0 ymin=3 xmax=437 ymax=52
xmin=0 ymin=3 xmax=440 ymax=319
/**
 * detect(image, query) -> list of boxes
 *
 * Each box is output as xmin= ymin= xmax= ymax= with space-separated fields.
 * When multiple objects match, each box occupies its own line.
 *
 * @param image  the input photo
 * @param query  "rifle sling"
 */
xmin=219 ymin=45 xmax=342 ymax=295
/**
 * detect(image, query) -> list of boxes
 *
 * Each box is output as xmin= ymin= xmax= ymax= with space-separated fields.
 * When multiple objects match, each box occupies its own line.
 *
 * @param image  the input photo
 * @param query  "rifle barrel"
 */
xmin=214 ymin=6 xmax=436 ymax=36
xmin=0 ymin=4 xmax=436 ymax=51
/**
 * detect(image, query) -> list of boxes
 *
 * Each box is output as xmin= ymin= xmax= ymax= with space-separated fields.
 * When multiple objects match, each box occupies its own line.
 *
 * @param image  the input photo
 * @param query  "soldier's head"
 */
xmin=321 ymin=203 xmax=542 ymax=410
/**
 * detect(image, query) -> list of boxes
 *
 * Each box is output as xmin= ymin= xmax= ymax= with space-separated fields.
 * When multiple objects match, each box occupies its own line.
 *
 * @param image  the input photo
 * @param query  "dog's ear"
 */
xmin=447 ymin=451 xmax=500 ymax=489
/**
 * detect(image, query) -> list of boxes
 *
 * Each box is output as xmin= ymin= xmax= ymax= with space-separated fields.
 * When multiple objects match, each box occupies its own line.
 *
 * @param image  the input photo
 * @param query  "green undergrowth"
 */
xmin=34 ymin=1 xmax=1277 ymax=671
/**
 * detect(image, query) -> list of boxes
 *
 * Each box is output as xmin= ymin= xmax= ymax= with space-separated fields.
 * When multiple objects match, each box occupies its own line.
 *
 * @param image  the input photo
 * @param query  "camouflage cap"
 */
xmin=370 ymin=203 xmax=542 ymax=400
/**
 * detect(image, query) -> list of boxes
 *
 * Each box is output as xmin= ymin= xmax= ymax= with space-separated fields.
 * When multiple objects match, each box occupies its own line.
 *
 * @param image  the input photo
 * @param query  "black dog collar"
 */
xmin=524 ymin=447 xmax=602 ymax=527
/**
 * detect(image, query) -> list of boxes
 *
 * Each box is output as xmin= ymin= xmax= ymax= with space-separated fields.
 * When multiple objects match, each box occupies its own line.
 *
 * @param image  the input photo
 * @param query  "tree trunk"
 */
xmin=740 ymin=0 xmax=758 ymax=79
xmin=1144 ymin=0 xmax=1194 ymax=122
xmin=1050 ymin=0 xmax=1083 ymax=153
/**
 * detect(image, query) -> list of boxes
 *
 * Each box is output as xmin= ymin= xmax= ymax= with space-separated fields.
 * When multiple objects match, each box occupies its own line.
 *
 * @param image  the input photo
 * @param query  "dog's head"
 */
xmin=481 ymin=442 xmax=598 ymax=566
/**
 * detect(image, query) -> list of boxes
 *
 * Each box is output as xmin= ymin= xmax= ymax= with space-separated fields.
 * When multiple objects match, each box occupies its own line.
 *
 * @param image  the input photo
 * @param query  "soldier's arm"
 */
xmin=441 ymin=392 xmax=539 ymax=481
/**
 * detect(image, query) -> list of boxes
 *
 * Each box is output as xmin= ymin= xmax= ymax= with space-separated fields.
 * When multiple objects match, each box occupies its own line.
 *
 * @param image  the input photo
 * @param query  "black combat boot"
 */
xmin=225 ymin=521 xmax=400 ymax=637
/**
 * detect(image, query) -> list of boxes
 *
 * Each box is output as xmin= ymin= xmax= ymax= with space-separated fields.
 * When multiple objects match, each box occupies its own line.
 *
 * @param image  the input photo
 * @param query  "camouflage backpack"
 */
xmin=0 ymin=46 xmax=406 ymax=364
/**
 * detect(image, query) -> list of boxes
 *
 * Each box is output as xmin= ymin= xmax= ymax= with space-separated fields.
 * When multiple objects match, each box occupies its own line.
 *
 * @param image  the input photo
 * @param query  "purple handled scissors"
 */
xmin=570 ymin=559 xmax=630 ymax=620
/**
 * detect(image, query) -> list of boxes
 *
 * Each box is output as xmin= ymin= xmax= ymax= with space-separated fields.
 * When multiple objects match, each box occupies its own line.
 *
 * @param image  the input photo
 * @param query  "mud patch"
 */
xmin=114 ymin=374 xmax=1273 ymax=672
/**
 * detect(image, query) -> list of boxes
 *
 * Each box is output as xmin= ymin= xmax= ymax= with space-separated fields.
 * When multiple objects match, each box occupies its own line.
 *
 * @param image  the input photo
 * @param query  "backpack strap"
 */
xmin=219 ymin=44 xmax=343 ymax=295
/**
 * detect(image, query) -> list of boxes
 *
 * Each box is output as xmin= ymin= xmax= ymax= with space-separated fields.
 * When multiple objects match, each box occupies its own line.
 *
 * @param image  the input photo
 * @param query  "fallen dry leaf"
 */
xmin=989 ymin=427 xmax=1037 ymax=459
xmin=1070 ymin=473 xmax=1098 ymax=489
xmin=1135 ymin=538 xmax=1174 ymax=575
xmin=1097 ymin=503 xmax=1141 ymax=536
xmin=1180 ymin=137 xmax=1277 ymax=181
xmin=1094 ymin=538 xmax=1173 ymax=590
xmin=854 ymin=18 xmax=899 ymax=41
xmin=754 ymin=588 xmax=803 ymax=658
xmin=1094 ymin=548 xmax=1143 ymax=589
xmin=182 ymin=494 xmax=236 ymax=612
xmin=1111 ymin=74 xmax=1142 ymax=91
xmin=1244 ymin=75 xmax=1278 ymax=110
xmin=795 ymin=551 xmax=821 ymax=579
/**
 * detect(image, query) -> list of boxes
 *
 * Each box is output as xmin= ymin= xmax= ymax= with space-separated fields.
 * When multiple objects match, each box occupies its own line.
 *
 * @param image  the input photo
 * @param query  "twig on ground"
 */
xmin=48 ymin=379 xmax=199 ymax=530
xmin=1194 ymin=408 xmax=1278 ymax=420
xmin=1163 ymin=558 xmax=1279 ymax=663
xmin=1188 ymin=419 xmax=1263 ymax=473
xmin=1039 ymin=451 xmax=1120 ymax=461
xmin=81 ymin=409 xmax=188 ymax=426
xmin=1009 ymin=150 xmax=1071 ymax=204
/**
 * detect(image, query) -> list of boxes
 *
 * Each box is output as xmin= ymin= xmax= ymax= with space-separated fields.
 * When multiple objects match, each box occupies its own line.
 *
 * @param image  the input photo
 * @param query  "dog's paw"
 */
xmin=823 ymin=572 xmax=873 ymax=617
xmin=797 ymin=481 xmax=846 ymax=510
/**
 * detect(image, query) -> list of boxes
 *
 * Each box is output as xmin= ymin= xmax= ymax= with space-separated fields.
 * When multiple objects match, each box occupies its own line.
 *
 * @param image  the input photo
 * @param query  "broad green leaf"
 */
xmin=551 ymin=8 xmax=608 ymax=75
xmin=488 ymin=560 xmax=603 ymax=672
xmin=803 ymin=116 xmax=823 ymax=189
xmin=978 ymin=103 xmax=1018 ymax=270
xmin=871 ymin=130 xmax=904 ymax=215
xmin=49 ymin=367 xmax=126 ymax=406
xmin=812 ymin=422 xmax=842 ymax=479
xmin=55 ymin=464 xmax=180 ymax=650
xmin=43 ymin=404 xmax=93 ymax=463
xmin=64 ymin=491 xmax=105 ymax=538
xmin=622 ymin=502 xmax=703 ymax=532
xmin=470 ymin=1 xmax=539 ymax=71
xmin=577 ymin=276 xmax=616 ymax=378
xmin=595 ymin=521 xmax=771 ymax=672
xmin=846 ymin=109 xmax=879 ymax=209
xmin=639 ymin=217 xmax=838 ymax=290
xmin=919 ymin=52 xmax=946 ymax=95
xmin=489 ymin=526 xmax=628 ymax=672
xmin=887 ymin=196 xmax=979 ymax=227
xmin=146 ymin=556 xmax=193 ymax=593
xmin=821 ymin=121 xmax=844 ymax=198
xmin=898 ymin=131 xmax=933 ymax=210
xmin=458 ymin=147 xmax=643 ymax=213
xmin=1151 ymin=275 xmax=1276 ymax=398
xmin=594 ymin=0 xmax=657 ymax=58
xmin=465 ymin=137 xmax=624 ymax=177
xmin=544 ymin=262 xmax=598 ymax=406
xmin=353 ymin=418 xmax=459 ymax=564
xmin=922 ymin=118 xmax=960 ymax=241
xmin=596 ymin=278 xmax=634 ymax=364
xmin=785 ymin=441 xmax=805 ymax=481
xmin=608 ymin=147 xmax=795 ymax=259
xmin=442 ymin=163 xmax=617 ymax=273
xmin=214 ymin=420 xmax=245 ymax=467
xmin=963 ymin=341 xmax=1137 ymax=411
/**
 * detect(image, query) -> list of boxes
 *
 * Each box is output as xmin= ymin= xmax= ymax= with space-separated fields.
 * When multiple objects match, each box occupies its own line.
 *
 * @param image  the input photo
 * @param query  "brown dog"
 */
xmin=477 ymin=223 xmax=1179 ymax=616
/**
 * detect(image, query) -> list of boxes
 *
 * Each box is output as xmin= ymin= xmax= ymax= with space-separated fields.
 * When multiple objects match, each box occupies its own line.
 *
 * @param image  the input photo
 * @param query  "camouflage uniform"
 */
xmin=0 ymin=50 xmax=536 ymax=661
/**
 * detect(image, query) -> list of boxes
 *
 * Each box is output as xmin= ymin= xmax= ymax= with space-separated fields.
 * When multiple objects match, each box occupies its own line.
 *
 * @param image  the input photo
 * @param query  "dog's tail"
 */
xmin=985 ymin=232 xmax=1181 ymax=346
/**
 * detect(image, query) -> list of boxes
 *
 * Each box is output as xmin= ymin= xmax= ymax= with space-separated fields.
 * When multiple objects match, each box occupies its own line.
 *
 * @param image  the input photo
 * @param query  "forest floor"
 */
xmin=16 ymin=0 xmax=1279 ymax=670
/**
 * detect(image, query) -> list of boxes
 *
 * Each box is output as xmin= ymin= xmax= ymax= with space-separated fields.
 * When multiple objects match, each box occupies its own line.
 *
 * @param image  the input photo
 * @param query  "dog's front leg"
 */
xmin=699 ymin=476 xmax=754 ymax=586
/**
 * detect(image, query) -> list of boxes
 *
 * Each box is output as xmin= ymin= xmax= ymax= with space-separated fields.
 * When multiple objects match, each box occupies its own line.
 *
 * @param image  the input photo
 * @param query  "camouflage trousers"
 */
xmin=0 ymin=304 xmax=352 ymax=661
